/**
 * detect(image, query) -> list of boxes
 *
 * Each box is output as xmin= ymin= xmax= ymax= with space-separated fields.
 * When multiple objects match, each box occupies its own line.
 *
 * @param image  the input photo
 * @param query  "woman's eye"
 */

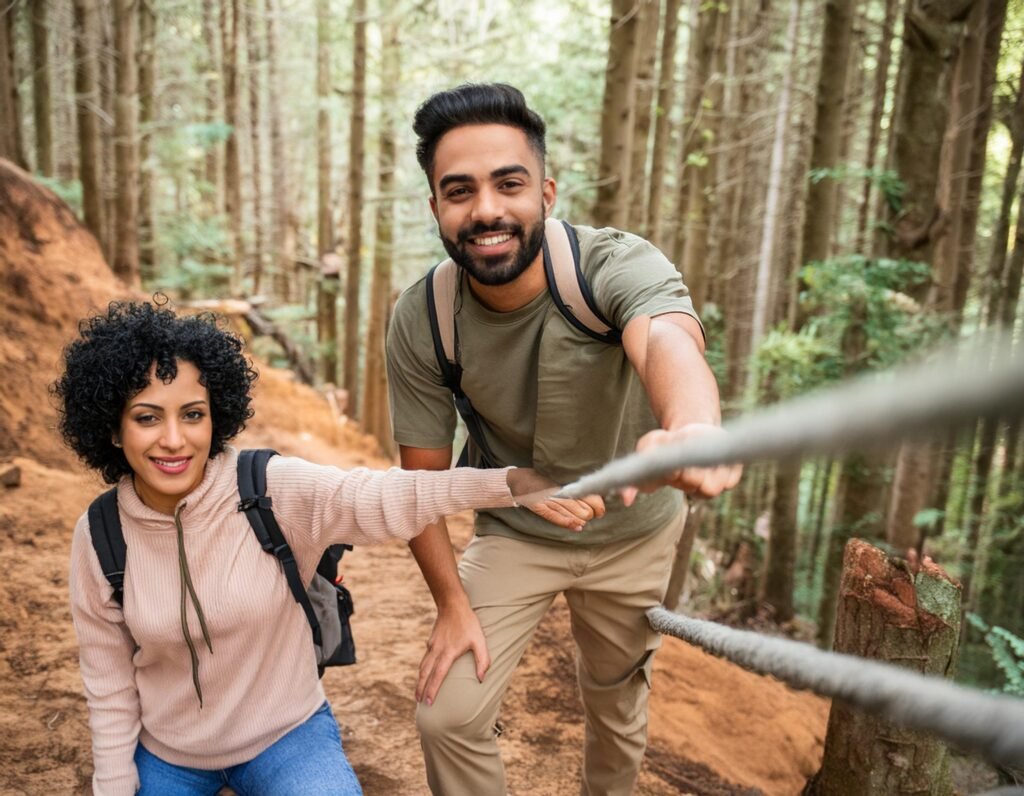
xmin=134 ymin=414 xmax=158 ymax=425
xmin=184 ymin=410 xmax=206 ymax=421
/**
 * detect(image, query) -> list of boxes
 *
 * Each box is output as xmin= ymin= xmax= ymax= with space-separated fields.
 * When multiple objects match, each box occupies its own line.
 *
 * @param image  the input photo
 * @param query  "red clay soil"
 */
xmin=0 ymin=161 xmax=829 ymax=795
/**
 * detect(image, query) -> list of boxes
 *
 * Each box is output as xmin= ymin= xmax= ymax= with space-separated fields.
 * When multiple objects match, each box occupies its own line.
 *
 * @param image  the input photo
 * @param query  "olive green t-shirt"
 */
xmin=385 ymin=224 xmax=700 ymax=546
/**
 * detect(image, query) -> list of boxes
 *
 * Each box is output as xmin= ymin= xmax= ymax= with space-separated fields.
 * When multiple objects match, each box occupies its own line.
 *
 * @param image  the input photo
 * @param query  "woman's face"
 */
xmin=117 ymin=360 xmax=213 ymax=515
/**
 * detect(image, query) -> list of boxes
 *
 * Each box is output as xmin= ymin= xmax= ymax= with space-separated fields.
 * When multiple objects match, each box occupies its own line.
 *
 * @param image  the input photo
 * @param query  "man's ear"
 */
xmin=428 ymin=194 xmax=438 ymax=221
xmin=542 ymin=177 xmax=556 ymax=218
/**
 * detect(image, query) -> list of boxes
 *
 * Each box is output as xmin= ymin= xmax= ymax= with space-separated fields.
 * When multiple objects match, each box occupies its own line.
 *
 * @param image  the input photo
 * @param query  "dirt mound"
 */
xmin=0 ymin=159 xmax=131 ymax=469
xmin=0 ymin=165 xmax=829 ymax=795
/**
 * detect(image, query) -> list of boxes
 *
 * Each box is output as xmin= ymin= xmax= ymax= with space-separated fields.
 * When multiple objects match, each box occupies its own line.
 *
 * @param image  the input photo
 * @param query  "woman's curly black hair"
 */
xmin=52 ymin=300 xmax=258 ymax=484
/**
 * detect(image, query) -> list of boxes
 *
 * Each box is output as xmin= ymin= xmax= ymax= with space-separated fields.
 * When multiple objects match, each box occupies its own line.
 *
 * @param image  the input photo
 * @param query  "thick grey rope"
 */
xmin=648 ymin=606 xmax=1024 ymax=768
xmin=559 ymin=341 xmax=1024 ymax=499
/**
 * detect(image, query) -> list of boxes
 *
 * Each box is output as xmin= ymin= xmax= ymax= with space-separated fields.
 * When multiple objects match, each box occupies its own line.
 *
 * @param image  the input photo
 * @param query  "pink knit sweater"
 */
xmin=69 ymin=448 xmax=515 ymax=795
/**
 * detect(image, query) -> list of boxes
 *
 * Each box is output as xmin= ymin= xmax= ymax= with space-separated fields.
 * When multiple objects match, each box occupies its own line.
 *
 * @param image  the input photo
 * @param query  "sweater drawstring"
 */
xmin=175 ymin=504 xmax=213 ymax=707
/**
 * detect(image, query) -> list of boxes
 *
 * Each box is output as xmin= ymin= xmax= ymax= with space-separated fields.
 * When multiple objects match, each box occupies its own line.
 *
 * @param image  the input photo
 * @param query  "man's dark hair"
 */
xmin=52 ymin=300 xmax=258 ymax=484
xmin=413 ymin=83 xmax=547 ymax=186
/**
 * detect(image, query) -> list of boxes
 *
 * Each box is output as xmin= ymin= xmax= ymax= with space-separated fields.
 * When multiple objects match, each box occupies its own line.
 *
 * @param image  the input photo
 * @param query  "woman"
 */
xmin=55 ymin=300 xmax=604 ymax=796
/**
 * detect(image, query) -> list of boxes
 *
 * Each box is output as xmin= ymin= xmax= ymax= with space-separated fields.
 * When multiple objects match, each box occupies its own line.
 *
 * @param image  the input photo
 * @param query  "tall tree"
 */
xmin=201 ymin=0 xmax=222 ymax=212
xmin=627 ymin=0 xmax=660 ymax=233
xmin=646 ymin=0 xmax=681 ymax=246
xmin=316 ymin=0 xmax=337 ymax=383
xmin=885 ymin=0 xmax=975 ymax=552
xmin=593 ymin=0 xmax=642 ymax=228
xmin=74 ymin=0 xmax=104 ymax=243
xmin=30 ymin=0 xmax=53 ymax=176
xmin=343 ymin=0 xmax=367 ymax=415
xmin=362 ymin=15 xmax=399 ymax=455
xmin=0 ymin=3 xmax=27 ymax=167
xmin=112 ymin=0 xmax=140 ymax=286
xmin=246 ymin=3 xmax=265 ymax=293
xmin=137 ymin=0 xmax=156 ymax=279
xmin=222 ymin=0 xmax=242 ymax=290
xmin=264 ymin=0 xmax=290 ymax=300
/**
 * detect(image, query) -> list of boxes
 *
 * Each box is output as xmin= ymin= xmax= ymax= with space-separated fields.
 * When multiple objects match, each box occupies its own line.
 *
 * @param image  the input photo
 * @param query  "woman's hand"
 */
xmin=506 ymin=468 xmax=606 ymax=532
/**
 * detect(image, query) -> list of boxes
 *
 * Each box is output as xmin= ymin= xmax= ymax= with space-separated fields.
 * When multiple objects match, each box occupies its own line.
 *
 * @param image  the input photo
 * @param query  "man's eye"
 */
xmin=499 ymin=180 xmax=523 ymax=191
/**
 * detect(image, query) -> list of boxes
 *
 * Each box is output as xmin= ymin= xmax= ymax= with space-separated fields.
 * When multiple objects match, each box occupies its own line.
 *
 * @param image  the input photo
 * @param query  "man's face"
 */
xmin=429 ymin=124 xmax=556 ymax=286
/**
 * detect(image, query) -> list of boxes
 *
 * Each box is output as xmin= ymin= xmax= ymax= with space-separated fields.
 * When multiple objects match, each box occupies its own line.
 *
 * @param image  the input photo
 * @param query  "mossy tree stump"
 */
xmin=806 ymin=539 xmax=962 ymax=795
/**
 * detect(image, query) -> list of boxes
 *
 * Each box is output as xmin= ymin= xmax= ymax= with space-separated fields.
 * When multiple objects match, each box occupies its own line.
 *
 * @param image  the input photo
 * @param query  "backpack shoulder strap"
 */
xmin=87 ymin=487 xmax=126 ymax=606
xmin=237 ymin=449 xmax=323 ymax=646
xmin=426 ymin=262 xmax=501 ymax=468
xmin=542 ymin=218 xmax=621 ymax=344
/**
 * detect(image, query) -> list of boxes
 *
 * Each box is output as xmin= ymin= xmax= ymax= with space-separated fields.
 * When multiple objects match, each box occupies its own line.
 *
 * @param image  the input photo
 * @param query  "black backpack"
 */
xmin=87 ymin=448 xmax=356 ymax=675
xmin=426 ymin=218 xmax=621 ymax=467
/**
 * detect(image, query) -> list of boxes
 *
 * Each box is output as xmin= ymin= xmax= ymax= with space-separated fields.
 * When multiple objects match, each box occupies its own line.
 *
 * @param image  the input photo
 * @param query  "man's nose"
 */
xmin=471 ymin=186 xmax=504 ymax=223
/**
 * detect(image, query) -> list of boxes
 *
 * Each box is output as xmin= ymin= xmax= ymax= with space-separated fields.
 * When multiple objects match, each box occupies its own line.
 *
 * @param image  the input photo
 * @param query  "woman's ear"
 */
xmin=111 ymin=435 xmax=122 ymax=449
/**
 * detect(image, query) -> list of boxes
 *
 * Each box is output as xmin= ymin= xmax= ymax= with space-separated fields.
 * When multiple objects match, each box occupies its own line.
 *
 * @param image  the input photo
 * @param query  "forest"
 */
xmin=2 ymin=0 xmax=1023 ymax=743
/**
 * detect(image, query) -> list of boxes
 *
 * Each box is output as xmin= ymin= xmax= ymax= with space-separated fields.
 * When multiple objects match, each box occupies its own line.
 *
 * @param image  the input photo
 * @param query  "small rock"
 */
xmin=1 ymin=463 xmax=22 ymax=488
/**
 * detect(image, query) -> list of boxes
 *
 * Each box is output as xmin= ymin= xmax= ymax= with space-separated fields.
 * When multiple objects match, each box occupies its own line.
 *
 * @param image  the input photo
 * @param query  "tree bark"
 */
xmin=627 ymin=0 xmax=660 ymax=233
xmin=222 ymin=0 xmax=242 ymax=291
xmin=646 ymin=0 xmax=680 ymax=246
xmin=201 ymin=0 xmax=221 ymax=213
xmin=808 ymin=540 xmax=959 ymax=795
xmin=799 ymin=0 xmax=857 ymax=285
xmin=137 ymin=0 xmax=156 ymax=280
xmin=31 ymin=0 xmax=54 ymax=176
xmin=361 ymin=14 xmax=399 ymax=456
xmin=246 ymin=3 xmax=264 ymax=294
xmin=0 ymin=4 xmax=26 ymax=168
xmin=112 ymin=0 xmax=139 ymax=287
xmin=763 ymin=458 xmax=800 ymax=621
xmin=74 ymin=0 xmax=104 ymax=243
xmin=316 ymin=0 xmax=332 ymax=259
xmin=593 ymin=0 xmax=642 ymax=229
xmin=855 ymin=0 xmax=899 ymax=252
xmin=342 ymin=0 xmax=366 ymax=417
xmin=264 ymin=0 xmax=289 ymax=301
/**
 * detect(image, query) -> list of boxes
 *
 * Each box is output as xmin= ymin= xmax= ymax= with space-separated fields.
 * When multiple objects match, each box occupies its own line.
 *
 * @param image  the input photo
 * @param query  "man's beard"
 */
xmin=441 ymin=214 xmax=546 ymax=287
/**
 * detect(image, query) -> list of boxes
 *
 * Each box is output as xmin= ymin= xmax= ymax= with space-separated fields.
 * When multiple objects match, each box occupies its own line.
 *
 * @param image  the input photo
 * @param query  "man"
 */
xmin=386 ymin=83 xmax=741 ymax=796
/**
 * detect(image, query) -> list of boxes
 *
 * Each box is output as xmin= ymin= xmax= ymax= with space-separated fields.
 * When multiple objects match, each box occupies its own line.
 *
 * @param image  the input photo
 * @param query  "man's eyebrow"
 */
xmin=438 ymin=173 xmax=473 ymax=191
xmin=437 ymin=164 xmax=531 ymax=193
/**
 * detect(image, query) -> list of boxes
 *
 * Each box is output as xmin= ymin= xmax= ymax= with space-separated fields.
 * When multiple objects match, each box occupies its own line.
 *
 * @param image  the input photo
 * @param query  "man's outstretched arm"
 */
xmin=620 ymin=312 xmax=742 ymax=503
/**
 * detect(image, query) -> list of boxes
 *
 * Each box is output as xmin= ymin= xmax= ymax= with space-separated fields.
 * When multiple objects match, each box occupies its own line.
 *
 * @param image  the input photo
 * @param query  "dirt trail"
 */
xmin=0 ymin=160 xmax=829 ymax=795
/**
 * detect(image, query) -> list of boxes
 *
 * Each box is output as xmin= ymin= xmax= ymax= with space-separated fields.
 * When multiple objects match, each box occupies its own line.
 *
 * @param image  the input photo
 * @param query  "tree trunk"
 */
xmin=807 ymin=540 xmax=959 ymax=795
xmin=264 ymin=0 xmax=289 ymax=301
xmin=222 ymin=0 xmax=242 ymax=291
xmin=0 ymin=4 xmax=26 ymax=168
xmin=883 ymin=0 xmax=974 ymax=550
xmin=646 ymin=0 xmax=680 ymax=246
xmin=750 ymin=0 xmax=802 ymax=355
xmin=31 ymin=0 xmax=53 ymax=176
xmin=316 ymin=0 xmax=331 ymax=259
xmin=137 ymin=0 xmax=156 ymax=281
xmin=74 ymin=0 xmax=104 ymax=243
xmin=246 ymin=3 xmax=264 ymax=294
xmin=799 ymin=0 xmax=856 ymax=281
xmin=112 ymin=0 xmax=139 ymax=287
xmin=855 ymin=0 xmax=899 ymax=252
xmin=763 ymin=457 xmax=800 ymax=621
xmin=593 ymin=0 xmax=642 ymax=229
xmin=627 ymin=0 xmax=660 ymax=234
xmin=201 ymin=0 xmax=221 ymax=214
xmin=343 ymin=0 xmax=366 ymax=417
xmin=361 ymin=14 xmax=399 ymax=456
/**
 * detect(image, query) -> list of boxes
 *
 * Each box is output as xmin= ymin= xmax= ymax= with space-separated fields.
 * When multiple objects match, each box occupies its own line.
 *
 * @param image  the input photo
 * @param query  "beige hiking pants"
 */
xmin=416 ymin=508 xmax=686 ymax=796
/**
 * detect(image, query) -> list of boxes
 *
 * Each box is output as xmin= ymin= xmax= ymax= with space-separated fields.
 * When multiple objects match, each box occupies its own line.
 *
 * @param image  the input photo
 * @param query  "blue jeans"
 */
xmin=135 ymin=701 xmax=362 ymax=795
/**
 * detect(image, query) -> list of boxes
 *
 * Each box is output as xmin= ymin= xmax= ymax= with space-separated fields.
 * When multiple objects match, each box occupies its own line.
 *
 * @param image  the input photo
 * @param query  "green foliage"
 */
xmin=35 ymin=175 xmax=83 ymax=213
xmin=966 ymin=614 xmax=1024 ymax=696
xmin=151 ymin=212 xmax=231 ymax=297
xmin=798 ymin=254 xmax=944 ymax=369
xmin=913 ymin=507 xmax=945 ymax=531
xmin=807 ymin=164 xmax=904 ymax=212
xmin=752 ymin=326 xmax=839 ymax=402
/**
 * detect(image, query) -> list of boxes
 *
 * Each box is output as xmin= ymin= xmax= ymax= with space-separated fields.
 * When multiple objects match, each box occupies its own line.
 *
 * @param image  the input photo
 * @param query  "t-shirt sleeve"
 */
xmin=385 ymin=283 xmax=459 ymax=449
xmin=586 ymin=231 xmax=705 ymax=339
xmin=68 ymin=515 xmax=143 ymax=796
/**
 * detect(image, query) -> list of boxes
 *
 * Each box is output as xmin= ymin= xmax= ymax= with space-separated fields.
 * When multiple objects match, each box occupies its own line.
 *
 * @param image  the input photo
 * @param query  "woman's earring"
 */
xmin=112 ymin=440 xmax=122 ymax=448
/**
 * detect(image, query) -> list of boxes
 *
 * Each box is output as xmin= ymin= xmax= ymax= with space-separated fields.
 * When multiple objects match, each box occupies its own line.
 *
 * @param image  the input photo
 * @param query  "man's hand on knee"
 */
xmin=417 ymin=598 xmax=491 ymax=706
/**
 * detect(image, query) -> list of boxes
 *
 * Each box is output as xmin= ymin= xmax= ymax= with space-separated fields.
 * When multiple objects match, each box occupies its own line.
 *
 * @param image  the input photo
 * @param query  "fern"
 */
xmin=967 ymin=614 xmax=1024 ymax=697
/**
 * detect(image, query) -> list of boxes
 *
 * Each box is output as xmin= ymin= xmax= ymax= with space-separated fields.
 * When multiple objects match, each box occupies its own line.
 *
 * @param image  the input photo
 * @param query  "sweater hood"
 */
xmin=116 ymin=447 xmax=239 ymax=533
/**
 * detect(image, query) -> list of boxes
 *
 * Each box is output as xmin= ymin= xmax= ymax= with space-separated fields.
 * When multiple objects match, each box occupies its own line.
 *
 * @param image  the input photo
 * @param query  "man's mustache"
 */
xmin=457 ymin=222 xmax=523 ymax=244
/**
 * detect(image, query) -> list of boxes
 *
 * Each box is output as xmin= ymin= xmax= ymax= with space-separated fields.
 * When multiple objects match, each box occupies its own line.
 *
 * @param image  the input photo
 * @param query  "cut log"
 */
xmin=805 ymin=538 xmax=960 ymax=795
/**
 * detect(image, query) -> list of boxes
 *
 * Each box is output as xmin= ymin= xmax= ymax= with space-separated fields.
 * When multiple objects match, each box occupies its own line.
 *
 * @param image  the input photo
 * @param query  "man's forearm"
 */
xmin=408 ymin=520 xmax=471 ymax=611
xmin=624 ymin=313 xmax=722 ymax=430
